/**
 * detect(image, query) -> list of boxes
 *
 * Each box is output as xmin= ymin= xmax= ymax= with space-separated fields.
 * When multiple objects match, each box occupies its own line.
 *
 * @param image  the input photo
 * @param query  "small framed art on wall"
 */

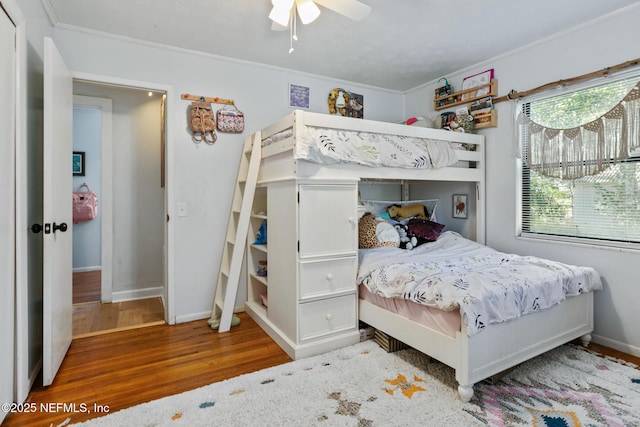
xmin=453 ymin=194 xmax=467 ymax=219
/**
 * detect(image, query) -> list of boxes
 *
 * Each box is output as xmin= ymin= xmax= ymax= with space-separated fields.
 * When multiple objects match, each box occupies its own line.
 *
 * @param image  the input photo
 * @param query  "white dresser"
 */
xmin=245 ymin=179 xmax=360 ymax=359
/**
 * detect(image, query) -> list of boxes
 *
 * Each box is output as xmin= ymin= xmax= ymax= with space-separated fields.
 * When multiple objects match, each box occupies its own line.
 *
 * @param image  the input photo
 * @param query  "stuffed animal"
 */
xmin=394 ymin=224 xmax=418 ymax=250
xmin=387 ymin=204 xmax=429 ymax=221
xmin=358 ymin=213 xmax=400 ymax=249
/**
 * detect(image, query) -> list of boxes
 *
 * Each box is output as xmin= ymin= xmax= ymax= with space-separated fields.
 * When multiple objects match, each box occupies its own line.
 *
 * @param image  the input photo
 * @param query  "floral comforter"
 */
xmin=357 ymin=231 xmax=602 ymax=336
xmin=295 ymin=126 xmax=459 ymax=169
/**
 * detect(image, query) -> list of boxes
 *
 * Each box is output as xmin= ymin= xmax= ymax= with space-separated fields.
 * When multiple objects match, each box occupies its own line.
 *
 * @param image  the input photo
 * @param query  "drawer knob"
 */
xmin=326 ymin=313 xmax=333 ymax=320
xmin=326 ymin=273 xmax=334 ymax=281
xmin=347 ymin=217 xmax=355 ymax=224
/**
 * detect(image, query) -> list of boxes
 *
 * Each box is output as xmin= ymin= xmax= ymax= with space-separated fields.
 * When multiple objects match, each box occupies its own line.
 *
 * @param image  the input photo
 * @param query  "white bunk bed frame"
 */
xmin=254 ymin=110 xmax=594 ymax=402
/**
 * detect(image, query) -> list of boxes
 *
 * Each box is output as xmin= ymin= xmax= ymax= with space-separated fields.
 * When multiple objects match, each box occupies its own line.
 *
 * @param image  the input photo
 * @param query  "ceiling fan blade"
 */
xmin=313 ymin=0 xmax=371 ymax=21
xmin=271 ymin=20 xmax=289 ymax=31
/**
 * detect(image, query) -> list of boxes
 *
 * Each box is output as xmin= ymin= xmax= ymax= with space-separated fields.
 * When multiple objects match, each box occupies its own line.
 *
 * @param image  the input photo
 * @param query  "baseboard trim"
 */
xmin=112 ymin=286 xmax=163 ymax=303
xmin=592 ymin=333 xmax=640 ymax=358
xmin=174 ymin=305 xmax=245 ymax=324
xmin=72 ymin=266 xmax=101 ymax=273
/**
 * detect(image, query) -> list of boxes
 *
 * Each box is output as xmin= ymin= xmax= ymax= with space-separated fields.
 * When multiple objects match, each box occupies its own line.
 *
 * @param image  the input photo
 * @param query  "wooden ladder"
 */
xmin=208 ymin=132 xmax=261 ymax=332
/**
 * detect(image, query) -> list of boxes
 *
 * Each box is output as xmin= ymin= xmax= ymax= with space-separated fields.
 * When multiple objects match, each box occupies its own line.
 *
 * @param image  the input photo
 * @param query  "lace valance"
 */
xmin=518 ymin=81 xmax=640 ymax=179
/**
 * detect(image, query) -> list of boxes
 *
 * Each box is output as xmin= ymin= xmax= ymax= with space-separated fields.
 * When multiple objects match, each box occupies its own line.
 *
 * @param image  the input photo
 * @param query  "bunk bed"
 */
xmin=245 ymin=109 xmax=601 ymax=402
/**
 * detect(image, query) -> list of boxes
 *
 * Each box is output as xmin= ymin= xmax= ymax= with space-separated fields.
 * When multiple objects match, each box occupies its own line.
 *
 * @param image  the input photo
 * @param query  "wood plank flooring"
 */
xmin=72 ymin=298 xmax=165 ymax=338
xmin=2 ymin=313 xmax=292 ymax=427
xmin=71 ymin=270 xmax=165 ymax=338
xmin=73 ymin=270 xmax=101 ymax=304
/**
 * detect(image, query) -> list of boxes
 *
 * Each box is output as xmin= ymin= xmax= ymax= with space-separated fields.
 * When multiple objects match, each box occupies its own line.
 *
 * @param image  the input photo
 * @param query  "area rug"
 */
xmin=71 ymin=340 xmax=640 ymax=426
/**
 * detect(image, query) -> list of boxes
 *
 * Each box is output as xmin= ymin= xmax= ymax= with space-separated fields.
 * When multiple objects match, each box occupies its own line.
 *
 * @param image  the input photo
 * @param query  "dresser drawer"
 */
xmin=299 ymin=257 xmax=356 ymax=300
xmin=299 ymin=294 xmax=357 ymax=342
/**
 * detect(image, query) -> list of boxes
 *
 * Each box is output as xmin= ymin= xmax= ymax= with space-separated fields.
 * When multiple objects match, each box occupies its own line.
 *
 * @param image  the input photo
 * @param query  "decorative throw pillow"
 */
xmin=358 ymin=213 xmax=400 ymax=249
xmin=406 ymin=218 xmax=445 ymax=242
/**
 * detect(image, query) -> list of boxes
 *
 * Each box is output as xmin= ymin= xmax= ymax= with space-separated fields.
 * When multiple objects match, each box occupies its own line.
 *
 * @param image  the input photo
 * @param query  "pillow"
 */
xmin=406 ymin=218 xmax=445 ymax=242
xmin=360 ymin=199 xmax=439 ymax=222
xmin=358 ymin=213 xmax=400 ymax=249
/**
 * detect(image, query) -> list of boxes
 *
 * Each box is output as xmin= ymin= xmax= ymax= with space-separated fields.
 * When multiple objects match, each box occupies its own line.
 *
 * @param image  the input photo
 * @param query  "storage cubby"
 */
xmin=246 ymin=185 xmax=268 ymax=316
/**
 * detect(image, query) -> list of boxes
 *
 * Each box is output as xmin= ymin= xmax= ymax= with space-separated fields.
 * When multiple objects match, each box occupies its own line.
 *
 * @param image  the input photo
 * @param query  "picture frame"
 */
xmin=72 ymin=151 xmax=85 ymax=176
xmin=453 ymin=194 xmax=468 ymax=219
xmin=289 ymin=83 xmax=310 ymax=109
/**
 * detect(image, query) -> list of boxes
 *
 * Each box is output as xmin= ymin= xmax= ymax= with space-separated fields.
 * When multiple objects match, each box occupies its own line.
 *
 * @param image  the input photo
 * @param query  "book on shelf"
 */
xmin=470 ymin=96 xmax=493 ymax=112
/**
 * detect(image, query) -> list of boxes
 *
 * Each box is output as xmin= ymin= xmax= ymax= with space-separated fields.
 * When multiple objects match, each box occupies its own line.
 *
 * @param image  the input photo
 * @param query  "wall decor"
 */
xmin=453 ymin=194 xmax=468 ymax=219
xmin=289 ymin=84 xmax=310 ymax=109
xmin=72 ymin=151 xmax=85 ymax=176
xmin=328 ymin=88 xmax=364 ymax=118
xmin=462 ymin=69 xmax=494 ymax=100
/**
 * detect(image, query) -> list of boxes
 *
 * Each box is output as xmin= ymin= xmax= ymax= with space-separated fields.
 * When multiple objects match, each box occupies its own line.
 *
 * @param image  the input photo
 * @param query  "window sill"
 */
xmin=518 ymin=232 xmax=640 ymax=254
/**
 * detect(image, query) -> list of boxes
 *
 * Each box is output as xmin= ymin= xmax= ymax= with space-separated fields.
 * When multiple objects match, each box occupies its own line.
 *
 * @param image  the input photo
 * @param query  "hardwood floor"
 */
xmin=73 ymin=270 xmax=101 ymax=304
xmin=72 ymin=270 xmax=165 ymax=338
xmin=72 ymin=298 xmax=165 ymax=338
xmin=2 ymin=313 xmax=292 ymax=427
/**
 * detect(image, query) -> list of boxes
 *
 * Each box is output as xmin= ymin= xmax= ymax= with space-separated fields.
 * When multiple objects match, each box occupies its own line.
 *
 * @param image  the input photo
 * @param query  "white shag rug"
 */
xmin=70 ymin=340 xmax=640 ymax=427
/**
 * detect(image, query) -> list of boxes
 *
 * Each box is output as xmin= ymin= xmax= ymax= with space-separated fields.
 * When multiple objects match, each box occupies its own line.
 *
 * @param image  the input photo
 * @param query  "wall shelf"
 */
xmin=434 ymin=79 xmax=497 ymax=111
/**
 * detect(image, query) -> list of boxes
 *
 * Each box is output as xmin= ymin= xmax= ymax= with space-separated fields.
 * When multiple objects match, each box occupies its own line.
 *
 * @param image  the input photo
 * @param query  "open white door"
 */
xmin=42 ymin=37 xmax=73 ymax=386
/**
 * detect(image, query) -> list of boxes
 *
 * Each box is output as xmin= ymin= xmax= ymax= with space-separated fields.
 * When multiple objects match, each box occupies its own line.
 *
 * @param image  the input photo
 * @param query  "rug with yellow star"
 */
xmin=71 ymin=340 xmax=639 ymax=427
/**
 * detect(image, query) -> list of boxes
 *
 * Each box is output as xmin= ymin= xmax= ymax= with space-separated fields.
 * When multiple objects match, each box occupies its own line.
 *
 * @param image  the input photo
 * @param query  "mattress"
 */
xmin=359 ymin=285 xmax=461 ymax=338
xmin=262 ymin=126 xmax=469 ymax=169
xmin=358 ymin=231 xmax=602 ymax=336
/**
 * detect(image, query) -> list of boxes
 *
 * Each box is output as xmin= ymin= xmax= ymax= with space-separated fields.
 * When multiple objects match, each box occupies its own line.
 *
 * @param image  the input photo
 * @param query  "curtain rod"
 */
xmin=493 ymin=57 xmax=640 ymax=104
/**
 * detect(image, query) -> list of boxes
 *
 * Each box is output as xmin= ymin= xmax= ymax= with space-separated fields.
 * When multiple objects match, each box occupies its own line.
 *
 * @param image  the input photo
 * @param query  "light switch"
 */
xmin=178 ymin=202 xmax=188 ymax=217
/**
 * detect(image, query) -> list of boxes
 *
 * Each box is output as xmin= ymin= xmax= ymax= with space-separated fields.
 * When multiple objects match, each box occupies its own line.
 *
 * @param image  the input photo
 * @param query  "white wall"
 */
xmin=72 ymin=106 xmax=102 ymax=269
xmin=52 ymin=27 xmax=405 ymax=321
xmin=406 ymin=4 xmax=640 ymax=355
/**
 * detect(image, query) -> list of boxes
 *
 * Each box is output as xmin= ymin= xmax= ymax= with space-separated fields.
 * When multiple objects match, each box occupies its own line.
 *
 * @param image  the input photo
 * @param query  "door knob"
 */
xmin=31 ymin=223 xmax=53 ymax=234
xmin=53 ymin=222 xmax=68 ymax=233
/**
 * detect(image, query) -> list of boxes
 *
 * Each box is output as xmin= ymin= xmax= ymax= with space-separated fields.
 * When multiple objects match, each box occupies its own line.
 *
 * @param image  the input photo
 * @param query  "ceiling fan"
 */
xmin=269 ymin=0 xmax=372 ymax=30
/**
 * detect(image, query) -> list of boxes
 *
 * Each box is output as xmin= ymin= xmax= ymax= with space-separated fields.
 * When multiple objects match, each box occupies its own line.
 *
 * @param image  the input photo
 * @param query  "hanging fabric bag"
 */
xmin=190 ymin=100 xmax=217 ymax=144
xmin=216 ymin=104 xmax=245 ymax=133
xmin=73 ymin=183 xmax=98 ymax=224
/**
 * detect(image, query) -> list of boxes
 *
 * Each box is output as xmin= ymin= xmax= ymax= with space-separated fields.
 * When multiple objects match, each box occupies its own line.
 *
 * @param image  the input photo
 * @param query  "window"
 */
xmin=519 ymin=75 xmax=640 ymax=246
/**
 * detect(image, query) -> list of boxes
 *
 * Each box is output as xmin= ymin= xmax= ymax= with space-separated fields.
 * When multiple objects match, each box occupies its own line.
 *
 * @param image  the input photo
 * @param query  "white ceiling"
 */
xmin=44 ymin=0 xmax=640 ymax=91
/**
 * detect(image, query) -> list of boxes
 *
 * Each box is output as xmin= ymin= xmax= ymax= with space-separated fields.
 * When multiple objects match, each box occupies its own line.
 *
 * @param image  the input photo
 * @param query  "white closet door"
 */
xmin=298 ymin=184 xmax=357 ymax=258
xmin=0 ymin=6 xmax=16 ymax=421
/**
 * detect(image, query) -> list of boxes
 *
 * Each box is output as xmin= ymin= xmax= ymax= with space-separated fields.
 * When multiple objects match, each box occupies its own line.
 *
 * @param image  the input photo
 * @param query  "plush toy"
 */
xmin=394 ymin=224 xmax=418 ymax=250
xmin=358 ymin=213 xmax=400 ymax=249
xmin=387 ymin=204 xmax=429 ymax=221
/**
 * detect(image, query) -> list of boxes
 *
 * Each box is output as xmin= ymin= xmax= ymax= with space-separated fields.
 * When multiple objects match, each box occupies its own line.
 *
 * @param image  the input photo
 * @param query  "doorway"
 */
xmin=71 ymin=82 xmax=167 ymax=337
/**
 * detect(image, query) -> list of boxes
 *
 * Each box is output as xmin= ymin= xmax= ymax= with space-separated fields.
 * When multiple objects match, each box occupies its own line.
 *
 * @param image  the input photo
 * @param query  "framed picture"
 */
xmin=72 ymin=151 xmax=85 ymax=176
xmin=289 ymin=83 xmax=310 ymax=109
xmin=453 ymin=194 xmax=468 ymax=219
xmin=346 ymin=92 xmax=364 ymax=119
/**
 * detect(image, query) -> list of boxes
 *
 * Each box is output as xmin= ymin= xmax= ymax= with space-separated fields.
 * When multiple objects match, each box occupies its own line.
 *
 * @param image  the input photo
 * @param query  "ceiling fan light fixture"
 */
xmin=272 ymin=0 xmax=294 ymax=8
xmin=269 ymin=5 xmax=291 ymax=27
xmin=296 ymin=0 xmax=321 ymax=24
